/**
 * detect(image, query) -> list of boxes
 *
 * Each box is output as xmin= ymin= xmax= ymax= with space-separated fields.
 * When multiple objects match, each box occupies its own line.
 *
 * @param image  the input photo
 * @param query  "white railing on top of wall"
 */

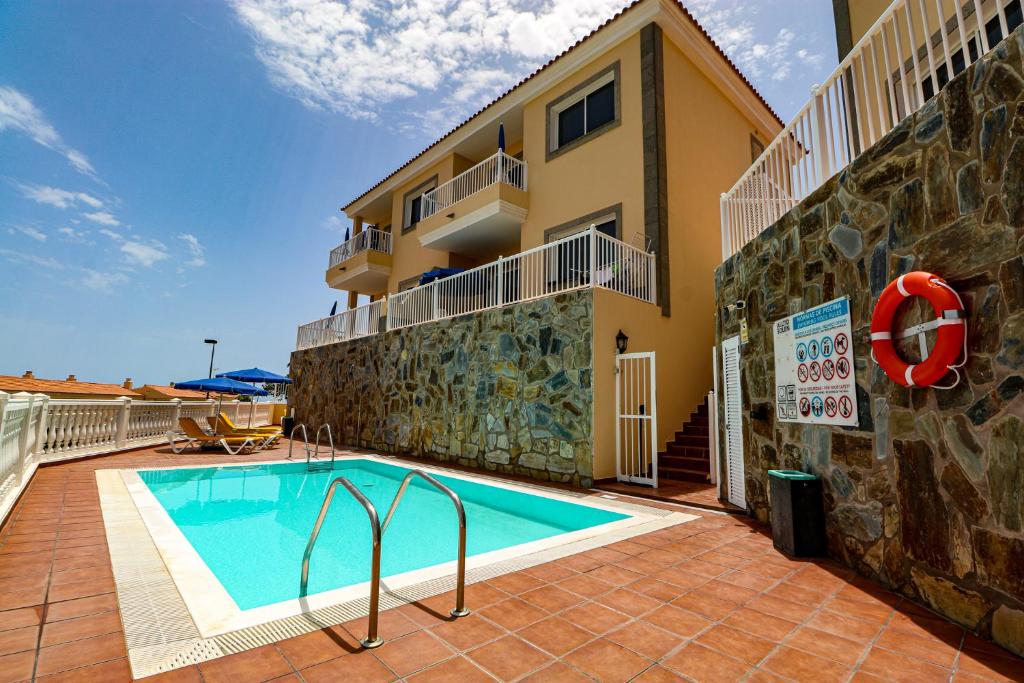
xmin=720 ymin=0 xmax=1018 ymax=259
xmin=329 ymin=227 xmax=393 ymax=268
xmin=0 ymin=394 xmax=281 ymax=524
xmin=421 ymin=150 xmax=527 ymax=219
xmin=295 ymin=227 xmax=656 ymax=350
xmin=296 ymin=298 xmax=386 ymax=351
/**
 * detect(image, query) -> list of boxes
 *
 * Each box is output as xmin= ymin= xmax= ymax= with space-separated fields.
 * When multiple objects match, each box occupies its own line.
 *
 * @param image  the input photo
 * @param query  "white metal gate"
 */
xmin=722 ymin=336 xmax=745 ymax=508
xmin=615 ymin=352 xmax=658 ymax=486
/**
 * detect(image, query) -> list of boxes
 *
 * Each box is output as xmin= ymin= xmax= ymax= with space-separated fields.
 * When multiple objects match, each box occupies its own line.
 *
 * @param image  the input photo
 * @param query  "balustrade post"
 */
xmin=809 ymin=84 xmax=831 ymax=186
xmin=0 ymin=392 xmax=8 ymax=445
xmin=115 ymin=396 xmax=131 ymax=449
xmin=33 ymin=394 xmax=49 ymax=462
xmin=431 ymin=282 xmax=440 ymax=321
xmin=14 ymin=393 xmax=35 ymax=486
xmin=588 ymin=226 xmax=597 ymax=285
xmin=496 ymin=256 xmax=504 ymax=307
xmin=171 ymin=398 xmax=182 ymax=432
xmin=496 ymin=152 xmax=504 ymax=186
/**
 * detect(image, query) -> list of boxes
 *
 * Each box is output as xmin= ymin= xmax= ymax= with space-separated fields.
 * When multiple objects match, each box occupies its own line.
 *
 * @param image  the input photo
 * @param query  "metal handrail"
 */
xmin=287 ymin=423 xmax=309 ymax=459
xmin=311 ymin=424 xmax=335 ymax=469
xmin=299 ymin=476 xmax=384 ymax=649
xmin=380 ymin=470 xmax=469 ymax=617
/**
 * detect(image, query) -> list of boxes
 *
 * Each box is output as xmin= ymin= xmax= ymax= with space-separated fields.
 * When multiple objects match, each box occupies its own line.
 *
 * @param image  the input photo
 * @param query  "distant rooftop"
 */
xmin=0 ymin=371 xmax=142 ymax=398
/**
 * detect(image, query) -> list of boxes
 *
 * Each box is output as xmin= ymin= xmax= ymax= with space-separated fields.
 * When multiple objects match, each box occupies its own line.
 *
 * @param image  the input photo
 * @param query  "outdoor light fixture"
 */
xmin=204 ymin=339 xmax=218 ymax=398
xmin=615 ymin=329 xmax=629 ymax=355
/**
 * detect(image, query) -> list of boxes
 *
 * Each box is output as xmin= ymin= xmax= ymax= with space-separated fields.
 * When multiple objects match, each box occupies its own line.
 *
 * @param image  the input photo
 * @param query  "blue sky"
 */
xmin=0 ymin=0 xmax=837 ymax=386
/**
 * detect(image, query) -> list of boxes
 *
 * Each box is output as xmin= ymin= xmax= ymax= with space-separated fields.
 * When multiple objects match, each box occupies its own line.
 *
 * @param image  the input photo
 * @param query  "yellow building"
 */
xmin=299 ymin=0 xmax=782 ymax=487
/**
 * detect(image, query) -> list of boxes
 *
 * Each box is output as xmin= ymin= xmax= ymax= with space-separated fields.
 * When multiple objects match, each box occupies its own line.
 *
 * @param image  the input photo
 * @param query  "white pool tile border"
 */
xmin=98 ymin=455 xmax=698 ymax=679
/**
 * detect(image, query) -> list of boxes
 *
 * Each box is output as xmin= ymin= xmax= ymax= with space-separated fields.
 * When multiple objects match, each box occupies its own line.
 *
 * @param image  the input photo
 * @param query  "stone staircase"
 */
xmin=657 ymin=398 xmax=711 ymax=483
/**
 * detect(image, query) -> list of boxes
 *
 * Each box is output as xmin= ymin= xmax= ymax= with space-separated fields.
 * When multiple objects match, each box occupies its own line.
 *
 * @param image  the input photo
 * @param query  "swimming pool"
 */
xmin=136 ymin=458 xmax=630 ymax=611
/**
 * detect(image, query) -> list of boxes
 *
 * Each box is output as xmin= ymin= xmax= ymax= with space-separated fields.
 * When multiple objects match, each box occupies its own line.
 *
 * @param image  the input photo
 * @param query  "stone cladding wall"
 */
xmin=290 ymin=290 xmax=595 ymax=487
xmin=715 ymin=27 xmax=1024 ymax=653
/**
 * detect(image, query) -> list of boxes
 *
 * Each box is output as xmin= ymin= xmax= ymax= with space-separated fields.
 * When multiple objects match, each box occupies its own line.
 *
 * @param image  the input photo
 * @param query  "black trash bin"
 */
xmin=281 ymin=415 xmax=295 ymax=436
xmin=768 ymin=469 xmax=825 ymax=557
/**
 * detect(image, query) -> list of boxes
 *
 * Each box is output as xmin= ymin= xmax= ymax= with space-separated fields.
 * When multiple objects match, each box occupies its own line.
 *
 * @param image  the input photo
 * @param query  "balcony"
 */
xmin=416 ymin=151 xmax=529 ymax=252
xmin=297 ymin=227 xmax=656 ymax=350
xmin=325 ymin=227 xmax=393 ymax=292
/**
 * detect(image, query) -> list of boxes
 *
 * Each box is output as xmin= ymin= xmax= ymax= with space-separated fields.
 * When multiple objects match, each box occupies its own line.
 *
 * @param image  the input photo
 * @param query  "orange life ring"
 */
xmin=870 ymin=272 xmax=966 ymax=388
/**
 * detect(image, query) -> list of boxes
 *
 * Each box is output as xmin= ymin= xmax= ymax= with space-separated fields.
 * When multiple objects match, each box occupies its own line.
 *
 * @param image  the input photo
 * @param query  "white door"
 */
xmin=722 ymin=336 xmax=746 ymax=508
xmin=615 ymin=352 xmax=658 ymax=486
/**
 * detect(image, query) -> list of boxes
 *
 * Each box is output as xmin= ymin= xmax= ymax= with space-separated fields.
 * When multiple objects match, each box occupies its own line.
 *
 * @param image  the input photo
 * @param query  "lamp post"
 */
xmin=204 ymin=339 xmax=218 ymax=398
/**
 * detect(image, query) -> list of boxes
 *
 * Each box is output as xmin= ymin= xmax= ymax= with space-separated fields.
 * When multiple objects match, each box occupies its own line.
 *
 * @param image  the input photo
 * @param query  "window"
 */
xmin=401 ymin=177 xmax=437 ymax=233
xmin=544 ymin=209 xmax=620 ymax=288
xmin=547 ymin=64 xmax=619 ymax=158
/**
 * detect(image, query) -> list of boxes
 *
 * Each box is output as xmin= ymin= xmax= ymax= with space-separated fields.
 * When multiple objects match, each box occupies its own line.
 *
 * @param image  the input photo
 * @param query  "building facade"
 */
xmin=291 ymin=0 xmax=782 ymax=486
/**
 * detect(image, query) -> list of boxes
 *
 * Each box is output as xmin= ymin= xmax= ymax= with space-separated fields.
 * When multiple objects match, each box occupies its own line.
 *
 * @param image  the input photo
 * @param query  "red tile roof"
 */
xmin=0 ymin=376 xmax=142 ymax=398
xmin=343 ymin=0 xmax=783 ymax=211
xmin=137 ymin=385 xmax=210 ymax=400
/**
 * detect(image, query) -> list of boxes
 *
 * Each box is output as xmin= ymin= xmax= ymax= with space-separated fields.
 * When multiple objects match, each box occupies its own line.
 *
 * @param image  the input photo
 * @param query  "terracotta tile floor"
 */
xmin=1 ymin=442 xmax=1022 ymax=682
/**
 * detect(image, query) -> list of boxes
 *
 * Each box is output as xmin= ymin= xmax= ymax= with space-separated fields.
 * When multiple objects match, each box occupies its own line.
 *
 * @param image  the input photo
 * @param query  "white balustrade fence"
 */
xmin=421 ymin=150 xmax=527 ymax=219
xmin=0 ymin=393 xmax=284 ymax=523
xmin=328 ymin=227 xmax=393 ymax=268
xmin=296 ymin=298 xmax=386 ymax=351
xmin=721 ymin=0 xmax=1020 ymax=259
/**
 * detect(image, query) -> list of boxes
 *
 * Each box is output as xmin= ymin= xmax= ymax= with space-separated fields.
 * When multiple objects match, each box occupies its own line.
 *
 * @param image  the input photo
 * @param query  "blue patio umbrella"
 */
xmin=174 ymin=376 xmax=269 ymax=395
xmin=217 ymin=368 xmax=292 ymax=384
xmin=498 ymin=122 xmax=505 ymax=152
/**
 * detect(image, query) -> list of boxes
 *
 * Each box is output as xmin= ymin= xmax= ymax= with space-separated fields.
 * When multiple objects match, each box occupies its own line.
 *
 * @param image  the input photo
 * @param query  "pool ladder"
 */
xmin=299 ymin=469 xmax=469 ymax=648
xmin=287 ymin=423 xmax=336 ymax=473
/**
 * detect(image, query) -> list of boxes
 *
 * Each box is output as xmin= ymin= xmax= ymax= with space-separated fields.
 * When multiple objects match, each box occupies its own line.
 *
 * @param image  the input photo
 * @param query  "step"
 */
xmin=666 ymin=442 xmax=709 ymax=456
xmin=680 ymin=425 xmax=709 ymax=436
xmin=671 ymin=434 xmax=710 ymax=448
xmin=659 ymin=454 xmax=710 ymax=470
xmin=657 ymin=465 xmax=711 ymax=483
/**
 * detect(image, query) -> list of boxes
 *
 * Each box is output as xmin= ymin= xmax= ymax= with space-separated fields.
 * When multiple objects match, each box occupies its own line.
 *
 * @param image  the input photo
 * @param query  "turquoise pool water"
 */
xmin=139 ymin=459 xmax=629 ymax=610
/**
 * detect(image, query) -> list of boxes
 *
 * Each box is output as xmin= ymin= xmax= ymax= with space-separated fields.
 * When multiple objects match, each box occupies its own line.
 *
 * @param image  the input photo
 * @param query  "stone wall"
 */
xmin=290 ymin=290 xmax=595 ymax=487
xmin=715 ymin=27 xmax=1024 ymax=654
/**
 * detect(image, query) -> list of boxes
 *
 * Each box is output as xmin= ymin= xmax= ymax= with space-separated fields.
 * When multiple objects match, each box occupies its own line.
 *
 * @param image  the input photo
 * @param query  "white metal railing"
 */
xmin=0 ymin=394 xmax=282 ymax=524
xmin=387 ymin=227 xmax=656 ymax=330
xmin=721 ymin=0 xmax=1019 ymax=258
xmin=296 ymin=298 xmax=386 ymax=351
xmin=329 ymin=227 xmax=393 ymax=268
xmin=421 ymin=150 xmax=527 ymax=219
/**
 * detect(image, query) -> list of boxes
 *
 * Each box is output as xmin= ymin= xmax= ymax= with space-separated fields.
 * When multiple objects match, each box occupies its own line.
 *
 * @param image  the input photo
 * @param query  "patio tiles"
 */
xmin=1 ymin=443 xmax=1023 ymax=681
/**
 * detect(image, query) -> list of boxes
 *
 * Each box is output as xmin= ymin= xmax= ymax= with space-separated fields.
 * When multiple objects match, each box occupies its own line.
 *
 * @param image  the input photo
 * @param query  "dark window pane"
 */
xmin=594 ymin=219 xmax=616 ymax=237
xmin=586 ymin=82 xmax=615 ymax=132
xmin=558 ymin=99 xmax=586 ymax=147
xmin=409 ymin=196 xmax=422 ymax=225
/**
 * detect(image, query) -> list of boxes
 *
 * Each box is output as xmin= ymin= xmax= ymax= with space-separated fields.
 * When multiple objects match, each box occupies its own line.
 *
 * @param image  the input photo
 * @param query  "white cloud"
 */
xmin=17 ymin=182 xmax=103 ymax=209
xmin=0 ymin=86 xmax=97 ymax=177
xmin=323 ymin=215 xmax=346 ymax=233
xmin=120 ymin=240 xmax=169 ymax=267
xmin=99 ymin=228 xmax=123 ymax=242
xmin=8 ymin=225 xmax=47 ymax=242
xmin=229 ymin=0 xmax=626 ymax=133
xmin=58 ymin=226 xmax=88 ymax=242
xmin=82 ymin=269 xmax=129 ymax=293
xmin=178 ymin=233 xmax=206 ymax=268
xmin=83 ymin=211 xmax=121 ymax=227
xmin=686 ymin=1 xmax=821 ymax=86
xmin=0 ymin=247 xmax=62 ymax=270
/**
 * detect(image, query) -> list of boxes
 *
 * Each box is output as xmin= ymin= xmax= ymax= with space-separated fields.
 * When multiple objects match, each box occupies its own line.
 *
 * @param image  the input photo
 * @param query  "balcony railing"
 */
xmin=296 ymin=298 xmax=386 ymax=350
xmin=421 ymin=150 xmax=527 ymax=219
xmin=296 ymin=228 xmax=656 ymax=349
xmin=721 ymin=0 xmax=1018 ymax=259
xmin=329 ymin=227 xmax=393 ymax=268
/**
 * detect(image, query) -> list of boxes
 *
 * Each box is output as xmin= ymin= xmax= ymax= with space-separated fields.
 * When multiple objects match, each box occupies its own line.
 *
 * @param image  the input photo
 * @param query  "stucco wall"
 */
xmin=290 ymin=290 xmax=596 ymax=487
xmin=714 ymin=29 xmax=1024 ymax=654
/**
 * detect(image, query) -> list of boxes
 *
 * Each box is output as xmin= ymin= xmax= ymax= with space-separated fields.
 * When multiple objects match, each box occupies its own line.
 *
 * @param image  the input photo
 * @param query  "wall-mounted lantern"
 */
xmin=615 ymin=329 xmax=629 ymax=355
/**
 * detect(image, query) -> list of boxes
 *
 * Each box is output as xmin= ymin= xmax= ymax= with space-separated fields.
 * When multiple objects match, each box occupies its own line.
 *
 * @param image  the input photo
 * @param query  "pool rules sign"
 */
xmin=773 ymin=296 xmax=859 ymax=426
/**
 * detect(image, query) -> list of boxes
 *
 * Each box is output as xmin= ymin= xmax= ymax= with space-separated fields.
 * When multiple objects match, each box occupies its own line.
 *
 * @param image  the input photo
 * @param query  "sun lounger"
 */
xmin=206 ymin=415 xmax=281 ymax=446
xmin=167 ymin=418 xmax=270 ymax=455
xmin=215 ymin=412 xmax=283 ymax=435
